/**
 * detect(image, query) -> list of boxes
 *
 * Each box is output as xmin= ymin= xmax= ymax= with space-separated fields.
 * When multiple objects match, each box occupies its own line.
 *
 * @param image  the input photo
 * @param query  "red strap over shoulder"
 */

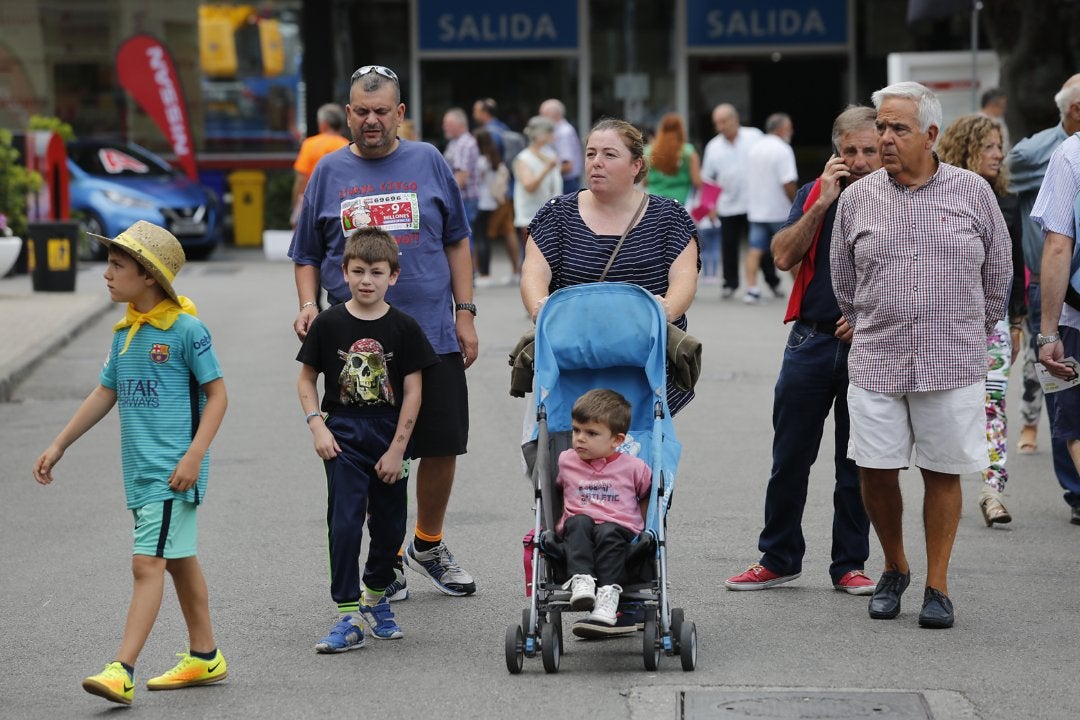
xmin=783 ymin=178 xmax=825 ymax=324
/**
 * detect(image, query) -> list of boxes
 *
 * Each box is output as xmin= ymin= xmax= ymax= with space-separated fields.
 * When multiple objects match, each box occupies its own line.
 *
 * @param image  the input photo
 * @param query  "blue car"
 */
xmin=68 ymin=139 xmax=221 ymax=260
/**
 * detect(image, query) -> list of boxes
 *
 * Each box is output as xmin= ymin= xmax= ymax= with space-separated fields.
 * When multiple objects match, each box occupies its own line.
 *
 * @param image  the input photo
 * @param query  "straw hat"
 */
xmin=90 ymin=221 xmax=186 ymax=304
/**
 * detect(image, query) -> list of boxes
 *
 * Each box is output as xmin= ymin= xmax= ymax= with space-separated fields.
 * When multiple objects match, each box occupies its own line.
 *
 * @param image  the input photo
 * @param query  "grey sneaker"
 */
xmin=404 ymin=541 xmax=476 ymax=596
xmin=384 ymin=567 xmax=409 ymax=602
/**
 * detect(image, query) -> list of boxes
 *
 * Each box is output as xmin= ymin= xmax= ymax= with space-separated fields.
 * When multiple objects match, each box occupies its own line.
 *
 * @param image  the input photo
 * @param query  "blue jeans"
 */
xmin=1027 ymin=281 xmax=1080 ymax=508
xmin=758 ymin=321 xmax=869 ymax=582
xmin=699 ymin=225 xmax=721 ymax=278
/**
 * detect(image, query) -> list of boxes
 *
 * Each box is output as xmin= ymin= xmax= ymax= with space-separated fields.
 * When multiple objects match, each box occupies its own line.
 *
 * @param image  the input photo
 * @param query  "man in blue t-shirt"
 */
xmin=725 ymin=106 xmax=880 ymax=597
xmin=290 ymin=64 xmax=479 ymax=599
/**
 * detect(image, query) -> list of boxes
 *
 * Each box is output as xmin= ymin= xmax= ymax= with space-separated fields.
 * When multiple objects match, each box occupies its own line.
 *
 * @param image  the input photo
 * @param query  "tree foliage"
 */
xmin=982 ymin=0 xmax=1080 ymax=139
xmin=0 ymin=129 xmax=44 ymax=238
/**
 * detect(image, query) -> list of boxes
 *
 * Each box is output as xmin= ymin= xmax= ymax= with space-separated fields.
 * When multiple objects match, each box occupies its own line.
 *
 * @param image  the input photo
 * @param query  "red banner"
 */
xmin=116 ymin=35 xmax=198 ymax=180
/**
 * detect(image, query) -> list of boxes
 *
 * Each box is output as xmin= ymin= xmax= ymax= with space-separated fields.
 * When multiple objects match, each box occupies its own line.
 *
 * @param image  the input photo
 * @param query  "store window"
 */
xmin=589 ymin=0 xmax=676 ymax=132
xmin=198 ymin=2 xmax=302 ymax=151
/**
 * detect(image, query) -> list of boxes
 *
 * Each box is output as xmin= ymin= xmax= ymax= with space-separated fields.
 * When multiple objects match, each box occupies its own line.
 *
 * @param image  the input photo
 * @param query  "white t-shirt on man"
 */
xmin=746 ymin=134 xmax=798 ymax=223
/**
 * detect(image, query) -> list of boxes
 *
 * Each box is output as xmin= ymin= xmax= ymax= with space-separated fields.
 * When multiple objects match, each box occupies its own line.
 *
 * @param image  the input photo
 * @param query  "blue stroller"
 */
xmin=505 ymin=282 xmax=698 ymax=673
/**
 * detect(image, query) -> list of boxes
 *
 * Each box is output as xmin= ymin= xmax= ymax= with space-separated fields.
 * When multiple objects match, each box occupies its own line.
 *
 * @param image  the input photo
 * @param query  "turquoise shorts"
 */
xmin=132 ymin=499 xmax=198 ymax=559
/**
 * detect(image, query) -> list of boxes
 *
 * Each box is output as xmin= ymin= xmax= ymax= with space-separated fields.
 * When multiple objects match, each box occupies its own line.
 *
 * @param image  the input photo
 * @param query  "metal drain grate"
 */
xmin=680 ymin=690 xmax=932 ymax=719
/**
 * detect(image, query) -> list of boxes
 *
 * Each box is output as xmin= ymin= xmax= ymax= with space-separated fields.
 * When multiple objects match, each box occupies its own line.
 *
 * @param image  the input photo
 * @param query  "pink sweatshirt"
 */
xmin=556 ymin=448 xmax=651 ymax=534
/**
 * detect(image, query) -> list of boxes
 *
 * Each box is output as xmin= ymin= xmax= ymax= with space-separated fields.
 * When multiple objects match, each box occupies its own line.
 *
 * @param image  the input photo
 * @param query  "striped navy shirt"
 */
xmin=529 ymin=191 xmax=699 ymax=412
xmin=831 ymin=163 xmax=1011 ymax=394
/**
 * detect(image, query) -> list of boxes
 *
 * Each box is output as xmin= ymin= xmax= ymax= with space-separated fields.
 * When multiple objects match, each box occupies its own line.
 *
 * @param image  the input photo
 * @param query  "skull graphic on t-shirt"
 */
xmin=337 ymin=338 xmax=394 ymax=406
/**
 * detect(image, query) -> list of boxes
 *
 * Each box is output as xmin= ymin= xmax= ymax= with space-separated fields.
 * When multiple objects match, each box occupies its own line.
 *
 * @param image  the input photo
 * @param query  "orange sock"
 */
xmin=413 ymin=526 xmax=442 ymax=550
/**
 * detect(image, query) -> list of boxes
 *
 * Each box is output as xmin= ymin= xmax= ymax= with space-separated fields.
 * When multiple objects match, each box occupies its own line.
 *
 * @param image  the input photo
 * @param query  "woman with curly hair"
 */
xmin=644 ymin=113 xmax=701 ymax=205
xmin=937 ymin=113 xmax=1028 ymax=527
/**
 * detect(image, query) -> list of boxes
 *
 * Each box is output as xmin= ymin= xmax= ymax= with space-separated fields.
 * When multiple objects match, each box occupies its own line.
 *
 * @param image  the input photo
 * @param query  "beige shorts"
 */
xmin=846 ymin=382 xmax=988 ymax=474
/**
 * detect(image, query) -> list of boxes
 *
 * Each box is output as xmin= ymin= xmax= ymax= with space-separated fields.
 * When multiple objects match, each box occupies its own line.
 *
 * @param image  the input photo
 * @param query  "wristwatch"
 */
xmin=1037 ymin=332 xmax=1061 ymax=346
xmin=455 ymin=302 xmax=477 ymax=316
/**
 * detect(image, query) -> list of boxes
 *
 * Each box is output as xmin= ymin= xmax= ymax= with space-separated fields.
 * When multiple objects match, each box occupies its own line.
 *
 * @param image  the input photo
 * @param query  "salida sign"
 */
xmin=116 ymin=35 xmax=198 ymax=180
xmin=418 ymin=0 xmax=577 ymax=52
xmin=687 ymin=0 xmax=847 ymax=49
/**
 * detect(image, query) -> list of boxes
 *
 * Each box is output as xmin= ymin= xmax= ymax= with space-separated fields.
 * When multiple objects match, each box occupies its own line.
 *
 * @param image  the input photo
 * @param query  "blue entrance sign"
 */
xmin=687 ymin=0 xmax=847 ymax=50
xmin=418 ymin=0 xmax=578 ymax=53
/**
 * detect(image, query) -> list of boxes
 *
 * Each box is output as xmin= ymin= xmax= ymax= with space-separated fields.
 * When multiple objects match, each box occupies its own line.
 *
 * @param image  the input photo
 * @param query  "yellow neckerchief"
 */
xmin=114 ymin=296 xmax=197 ymax=355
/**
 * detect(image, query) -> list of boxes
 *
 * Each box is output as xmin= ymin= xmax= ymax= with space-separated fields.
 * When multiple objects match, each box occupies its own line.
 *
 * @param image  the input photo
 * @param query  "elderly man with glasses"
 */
xmin=289 ymin=65 xmax=480 ymax=632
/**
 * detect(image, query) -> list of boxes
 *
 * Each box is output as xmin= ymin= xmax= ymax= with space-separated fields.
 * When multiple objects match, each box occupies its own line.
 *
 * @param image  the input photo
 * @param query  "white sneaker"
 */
xmin=586 ymin=584 xmax=622 ymax=626
xmin=562 ymin=574 xmax=596 ymax=610
xmin=742 ymin=288 xmax=761 ymax=305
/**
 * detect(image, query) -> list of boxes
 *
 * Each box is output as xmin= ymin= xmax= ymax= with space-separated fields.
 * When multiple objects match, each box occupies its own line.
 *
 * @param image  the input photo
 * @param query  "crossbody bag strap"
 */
xmin=598 ymin=193 xmax=649 ymax=282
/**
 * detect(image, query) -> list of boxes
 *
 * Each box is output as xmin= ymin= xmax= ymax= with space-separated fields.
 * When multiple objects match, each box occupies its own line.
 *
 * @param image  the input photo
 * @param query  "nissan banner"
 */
xmin=116 ymin=35 xmax=198 ymax=180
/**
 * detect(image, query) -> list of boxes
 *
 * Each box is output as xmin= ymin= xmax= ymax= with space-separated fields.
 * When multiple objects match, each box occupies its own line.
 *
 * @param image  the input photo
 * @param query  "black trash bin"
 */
xmin=28 ymin=222 xmax=79 ymax=292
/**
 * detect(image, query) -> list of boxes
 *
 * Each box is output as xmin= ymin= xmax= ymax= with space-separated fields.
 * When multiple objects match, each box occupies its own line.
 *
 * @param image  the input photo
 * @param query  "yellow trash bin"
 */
xmin=228 ymin=170 xmax=266 ymax=246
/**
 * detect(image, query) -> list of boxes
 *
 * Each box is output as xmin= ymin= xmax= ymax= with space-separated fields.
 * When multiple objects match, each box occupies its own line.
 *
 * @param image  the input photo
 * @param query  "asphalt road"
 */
xmin=1 ymin=247 xmax=1077 ymax=719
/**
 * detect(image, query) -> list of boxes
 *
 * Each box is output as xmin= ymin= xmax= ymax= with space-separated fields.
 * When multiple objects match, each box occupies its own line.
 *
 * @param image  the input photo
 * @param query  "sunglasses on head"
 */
xmin=352 ymin=65 xmax=399 ymax=82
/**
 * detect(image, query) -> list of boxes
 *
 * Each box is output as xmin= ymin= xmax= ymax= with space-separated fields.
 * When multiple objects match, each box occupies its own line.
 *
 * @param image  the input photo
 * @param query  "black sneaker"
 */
xmin=570 ymin=602 xmax=644 ymax=639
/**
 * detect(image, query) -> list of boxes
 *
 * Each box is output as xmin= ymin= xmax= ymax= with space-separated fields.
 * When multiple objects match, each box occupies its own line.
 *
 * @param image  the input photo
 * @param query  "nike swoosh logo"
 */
xmin=123 ymin=683 xmax=133 ymax=692
xmin=208 ymin=661 xmax=220 ymax=672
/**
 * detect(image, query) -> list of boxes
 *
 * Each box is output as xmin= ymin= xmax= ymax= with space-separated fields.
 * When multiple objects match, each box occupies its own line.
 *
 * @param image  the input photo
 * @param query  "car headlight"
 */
xmin=102 ymin=189 xmax=157 ymax=209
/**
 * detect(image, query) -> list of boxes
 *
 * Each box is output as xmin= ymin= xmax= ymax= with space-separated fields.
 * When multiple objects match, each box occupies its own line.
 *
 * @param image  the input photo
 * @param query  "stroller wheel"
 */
xmin=505 ymin=623 xmax=524 ymax=674
xmin=547 ymin=610 xmax=564 ymax=653
xmin=541 ymin=621 xmax=562 ymax=673
xmin=670 ymin=607 xmax=685 ymax=649
xmin=679 ymin=620 xmax=698 ymax=671
xmin=642 ymin=613 xmax=660 ymax=671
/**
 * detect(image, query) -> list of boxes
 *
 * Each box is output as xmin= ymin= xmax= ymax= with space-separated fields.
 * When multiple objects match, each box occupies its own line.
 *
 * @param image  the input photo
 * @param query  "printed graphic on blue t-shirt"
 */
xmin=340 ymin=193 xmax=420 ymax=234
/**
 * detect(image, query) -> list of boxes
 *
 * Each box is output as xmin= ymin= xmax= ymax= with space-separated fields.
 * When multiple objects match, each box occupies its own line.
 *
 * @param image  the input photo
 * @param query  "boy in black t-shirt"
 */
xmin=297 ymin=227 xmax=438 ymax=652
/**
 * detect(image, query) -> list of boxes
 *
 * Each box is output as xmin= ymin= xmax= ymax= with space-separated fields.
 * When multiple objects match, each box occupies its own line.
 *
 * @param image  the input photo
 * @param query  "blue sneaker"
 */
xmin=315 ymin=617 xmax=365 ymax=653
xmin=358 ymin=596 xmax=403 ymax=640
xmin=384 ymin=567 xmax=409 ymax=602
xmin=403 ymin=541 xmax=476 ymax=596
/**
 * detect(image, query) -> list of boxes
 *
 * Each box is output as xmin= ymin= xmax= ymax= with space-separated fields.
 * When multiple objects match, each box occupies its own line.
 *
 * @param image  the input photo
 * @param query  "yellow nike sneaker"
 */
xmin=146 ymin=650 xmax=228 ymax=690
xmin=82 ymin=661 xmax=134 ymax=705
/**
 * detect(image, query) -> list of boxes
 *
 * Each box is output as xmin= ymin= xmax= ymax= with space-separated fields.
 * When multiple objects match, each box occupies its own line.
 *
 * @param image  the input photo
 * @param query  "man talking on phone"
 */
xmin=725 ymin=106 xmax=881 ymax=596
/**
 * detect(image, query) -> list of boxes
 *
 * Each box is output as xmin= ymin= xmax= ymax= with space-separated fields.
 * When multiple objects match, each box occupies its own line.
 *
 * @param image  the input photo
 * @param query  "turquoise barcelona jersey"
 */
xmin=99 ymin=313 xmax=223 ymax=509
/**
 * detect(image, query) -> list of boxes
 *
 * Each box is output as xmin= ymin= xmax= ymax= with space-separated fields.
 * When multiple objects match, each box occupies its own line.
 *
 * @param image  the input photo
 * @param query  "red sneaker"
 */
xmin=834 ymin=570 xmax=876 ymax=595
xmin=724 ymin=563 xmax=799 ymax=591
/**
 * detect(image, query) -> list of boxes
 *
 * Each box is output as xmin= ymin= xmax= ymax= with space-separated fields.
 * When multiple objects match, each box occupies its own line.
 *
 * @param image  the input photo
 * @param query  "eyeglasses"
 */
xmin=352 ymin=65 xmax=399 ymax=82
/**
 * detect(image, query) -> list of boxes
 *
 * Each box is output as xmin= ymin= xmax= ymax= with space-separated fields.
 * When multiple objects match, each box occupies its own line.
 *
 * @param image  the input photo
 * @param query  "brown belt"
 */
xmin=1030 ymin=272 xmax=1041 ymax=283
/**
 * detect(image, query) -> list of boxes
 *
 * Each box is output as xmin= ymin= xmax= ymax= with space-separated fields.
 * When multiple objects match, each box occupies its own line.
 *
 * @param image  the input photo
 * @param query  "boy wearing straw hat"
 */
xmin=33 ymin=221 xmax=229 ymax=705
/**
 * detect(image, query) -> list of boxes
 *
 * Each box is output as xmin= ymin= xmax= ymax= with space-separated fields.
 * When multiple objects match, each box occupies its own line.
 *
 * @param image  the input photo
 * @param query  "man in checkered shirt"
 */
xmin=831 ymin=82 xmax=1012 ymax=630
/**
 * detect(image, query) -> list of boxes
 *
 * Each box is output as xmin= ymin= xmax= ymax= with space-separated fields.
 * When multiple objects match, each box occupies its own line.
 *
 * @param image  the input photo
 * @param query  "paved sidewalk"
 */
xmin=0 ymin=267 xmax=113 ymax=401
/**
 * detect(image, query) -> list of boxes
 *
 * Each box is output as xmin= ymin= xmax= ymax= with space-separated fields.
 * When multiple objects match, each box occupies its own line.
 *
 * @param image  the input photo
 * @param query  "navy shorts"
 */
xmin=411 ymin=352 xmax=469 ymax=457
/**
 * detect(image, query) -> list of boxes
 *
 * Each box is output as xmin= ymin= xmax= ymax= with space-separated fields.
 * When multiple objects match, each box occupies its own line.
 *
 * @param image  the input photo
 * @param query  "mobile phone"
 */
xmin=833 ymin=145 xmax=848 ymax=188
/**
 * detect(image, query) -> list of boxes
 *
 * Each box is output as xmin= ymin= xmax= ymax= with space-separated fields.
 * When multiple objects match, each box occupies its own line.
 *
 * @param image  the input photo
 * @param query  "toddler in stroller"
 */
xmin=556 ymin=389 xmax=651 ymax=629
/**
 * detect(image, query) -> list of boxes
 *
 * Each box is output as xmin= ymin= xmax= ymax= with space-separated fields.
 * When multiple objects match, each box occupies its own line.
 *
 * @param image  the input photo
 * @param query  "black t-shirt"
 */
xmin=296 ymin=304 xmax=438 ymax=416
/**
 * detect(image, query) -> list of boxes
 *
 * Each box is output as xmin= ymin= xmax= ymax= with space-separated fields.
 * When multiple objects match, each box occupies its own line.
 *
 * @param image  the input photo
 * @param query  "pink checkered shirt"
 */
xmin=831 ymin=162 xmax=1012 ymax=394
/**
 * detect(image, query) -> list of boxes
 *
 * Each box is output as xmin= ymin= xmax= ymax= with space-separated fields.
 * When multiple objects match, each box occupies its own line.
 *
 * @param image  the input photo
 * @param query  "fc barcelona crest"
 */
xmin=150 ymin=343 xmax=171 ymax=364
